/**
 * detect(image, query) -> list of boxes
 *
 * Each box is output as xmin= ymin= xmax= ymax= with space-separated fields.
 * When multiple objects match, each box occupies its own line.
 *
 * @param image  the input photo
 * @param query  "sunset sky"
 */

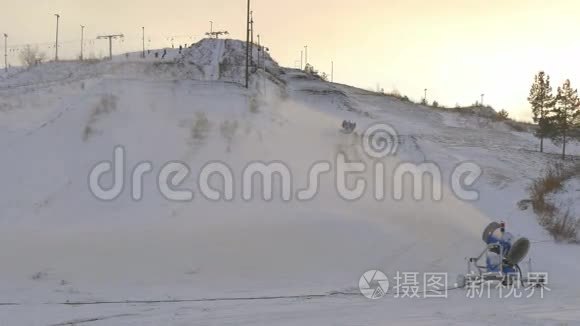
xmin=2 ymin=0 xmax=579 ymax=120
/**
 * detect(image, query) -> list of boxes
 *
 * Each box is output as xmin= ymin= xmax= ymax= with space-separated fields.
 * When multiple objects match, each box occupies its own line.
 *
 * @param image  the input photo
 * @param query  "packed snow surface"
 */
xmin=1 ymin=39 xmax=579 ymax=325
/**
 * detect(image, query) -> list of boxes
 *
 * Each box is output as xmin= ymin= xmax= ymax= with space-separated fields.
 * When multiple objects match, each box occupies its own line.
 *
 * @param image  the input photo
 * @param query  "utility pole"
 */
xmin=245 ymin=0 xmax=251 ymax=88
xmin=300 ymin=50 xmax=303 ymax=70
xmin=481 ymin=93 xmax=485 ymax=106
xmin=250 ymin=11 xmax=254 ymax=67
xmin=250 ymin=12 xmax=254 ymax=45
xmin=257 ymin=34 xmax=261 ymax=69
xmin=142 ymin=27 xmax=145 ymax=58
xmin=54 ymin=14 xmax=60 ymax=61
xmin=80 ymin=25 xmax=85 ymax=61
xmin=424 ymin=88 xmax=428 ymax=103
xmin=97 ymin=34 xmax=124 ymax=60
xmin=210 ymin=21 xmax=213 ymax=34
xmin=3 ymin=34 xmax=7 ymax=73
xmin=331 ymin=60 xmax=334 ymax=83
xmin=304 ymin=45 xmax=308 ymax=67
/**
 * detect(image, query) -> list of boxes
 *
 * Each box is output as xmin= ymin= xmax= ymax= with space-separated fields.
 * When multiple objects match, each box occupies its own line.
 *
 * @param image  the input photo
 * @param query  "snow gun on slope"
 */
xmin=341 ymin=120 xmax=356 ymax=134
xmin=457 ymin=221 xmax=546 ymax=289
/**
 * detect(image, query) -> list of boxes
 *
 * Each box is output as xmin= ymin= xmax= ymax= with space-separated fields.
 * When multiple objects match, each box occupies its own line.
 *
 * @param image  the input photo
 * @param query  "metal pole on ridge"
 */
xmin=80 ymin=25 xmax=85 ymax=60
xmin=245 ymin=0 xmax=251 ymax=88
xmin=3 ymin=34 xmax=7 ymax=72
xmin=54 ymin=14 xmax=60 ymax=61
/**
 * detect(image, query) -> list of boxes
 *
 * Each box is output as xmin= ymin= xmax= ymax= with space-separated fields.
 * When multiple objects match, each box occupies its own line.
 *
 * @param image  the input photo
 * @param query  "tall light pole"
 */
xmin=54 ymin=14 xmax=60 ymax=61
xmin=257 ymin=34 xmax=261 ymax=68
xmin=245 ymin=0 xmax=251 ymax=88
xmin=250 ymin=12 xmax=254 ymax=45
xmin=331 ymin=61 xmax=334 ymax=83
xmin=3 ymin=33 xmax=7 ymax=73
xmin=481 ymin=93 xmax=485 ymax=106
xmin=80 ymin=25 xmax=85 ymax=61
xmin=141 ymin=27 xmax=145 ymax=58
xmin=210 ymin=21 xmax=213 ymax=34
xmin=304 ymin=45 xmax=308 ymax=67
xmin=249 ymin=11 xmax=254 ymax=67
xmin=300 ymin=50 xmax=303 ymax=70
xmin=424 ymin=88 xmax=428 ymax=103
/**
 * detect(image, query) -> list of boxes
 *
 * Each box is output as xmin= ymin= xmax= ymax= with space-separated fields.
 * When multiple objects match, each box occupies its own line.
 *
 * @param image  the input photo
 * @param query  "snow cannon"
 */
xmin=458 ymin=222 xmax=541 ymax=288
xmin=482 ymin=222 xmax=530 ymax=273
xmin=340 ymin=120 xmax=356 ymax=134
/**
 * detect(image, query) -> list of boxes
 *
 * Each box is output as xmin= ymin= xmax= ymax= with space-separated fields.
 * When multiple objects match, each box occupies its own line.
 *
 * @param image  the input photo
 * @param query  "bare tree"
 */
xmin=19 ymin=45 xmax=47 ymax=68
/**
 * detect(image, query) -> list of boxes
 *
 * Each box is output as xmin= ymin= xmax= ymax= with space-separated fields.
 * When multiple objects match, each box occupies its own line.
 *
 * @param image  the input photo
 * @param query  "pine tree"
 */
xmin=551 ymin=79 xmax=580 ymax=159
xmin=497 ymin=109 xmax=510 ymax=120
xmin=528 ymin=71 xmax=555 ymax=152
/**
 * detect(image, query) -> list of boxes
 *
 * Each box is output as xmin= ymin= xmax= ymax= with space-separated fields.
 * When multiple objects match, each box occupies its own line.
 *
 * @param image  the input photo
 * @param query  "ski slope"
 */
xmin=1 ymin=39 xmax=579 ymax=325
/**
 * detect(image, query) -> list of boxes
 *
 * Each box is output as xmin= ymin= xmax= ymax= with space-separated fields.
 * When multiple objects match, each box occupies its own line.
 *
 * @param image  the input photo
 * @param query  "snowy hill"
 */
xmin=1 ymin=39 xmax=579 ymax=325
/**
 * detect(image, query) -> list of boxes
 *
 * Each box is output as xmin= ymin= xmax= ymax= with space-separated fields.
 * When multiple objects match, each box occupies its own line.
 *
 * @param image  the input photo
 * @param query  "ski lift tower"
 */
xmin=97 ymin=34 xmax=124 ymax=60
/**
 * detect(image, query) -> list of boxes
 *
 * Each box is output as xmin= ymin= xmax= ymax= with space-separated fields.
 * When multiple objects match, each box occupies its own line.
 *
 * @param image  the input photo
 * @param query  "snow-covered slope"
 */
xmin=1 ymin=39 xmax=579 ymax=325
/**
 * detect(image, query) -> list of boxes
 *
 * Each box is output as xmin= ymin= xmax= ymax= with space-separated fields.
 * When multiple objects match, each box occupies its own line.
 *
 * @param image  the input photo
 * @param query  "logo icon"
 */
xmin=362 ymin=123 xmax=399 ymax=158
xmin=359 ymin=270 xmax=389 ymax=299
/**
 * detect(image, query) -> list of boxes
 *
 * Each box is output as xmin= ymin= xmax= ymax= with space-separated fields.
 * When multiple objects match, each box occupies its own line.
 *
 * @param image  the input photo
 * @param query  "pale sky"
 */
xmin=2 ymin=0 xmax=579 ymax=120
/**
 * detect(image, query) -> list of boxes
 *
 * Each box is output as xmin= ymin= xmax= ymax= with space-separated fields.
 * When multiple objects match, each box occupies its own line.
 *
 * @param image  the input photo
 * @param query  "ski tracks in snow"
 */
xmin=207 ymin=40 xmax=225 ymax=81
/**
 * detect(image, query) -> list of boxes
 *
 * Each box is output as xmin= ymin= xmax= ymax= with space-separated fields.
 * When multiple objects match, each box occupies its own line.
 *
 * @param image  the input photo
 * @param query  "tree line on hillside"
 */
xmin=529 ymin=71 xmax=580 ymax=159
xmin=304 ymin=63 xmax=329 ymax=81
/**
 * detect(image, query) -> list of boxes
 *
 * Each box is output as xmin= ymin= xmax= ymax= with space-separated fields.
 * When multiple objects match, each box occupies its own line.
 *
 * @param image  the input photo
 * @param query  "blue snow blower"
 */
xmin=457 ymin=221 xmax=545 ymax=288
